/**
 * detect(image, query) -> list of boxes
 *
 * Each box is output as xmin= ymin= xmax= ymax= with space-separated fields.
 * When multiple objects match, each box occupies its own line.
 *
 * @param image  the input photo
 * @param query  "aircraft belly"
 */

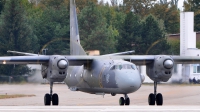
xmin=77 ymin=88 xmax=125 ymax=94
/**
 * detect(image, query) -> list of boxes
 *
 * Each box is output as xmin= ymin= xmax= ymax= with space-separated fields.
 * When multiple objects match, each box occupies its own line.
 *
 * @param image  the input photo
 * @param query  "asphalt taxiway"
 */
xmin=0 ymin=83 xmax=200 ymax=111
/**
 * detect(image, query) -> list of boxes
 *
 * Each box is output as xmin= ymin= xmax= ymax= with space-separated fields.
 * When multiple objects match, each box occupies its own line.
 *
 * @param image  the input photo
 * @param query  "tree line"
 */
xmin=0 ymin=0 xmax=198 ymax=76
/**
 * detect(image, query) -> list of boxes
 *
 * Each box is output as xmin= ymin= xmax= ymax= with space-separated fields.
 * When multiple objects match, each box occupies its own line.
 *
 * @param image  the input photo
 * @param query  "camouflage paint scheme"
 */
xmin=65 ymin=60 xmax=142 ymax=94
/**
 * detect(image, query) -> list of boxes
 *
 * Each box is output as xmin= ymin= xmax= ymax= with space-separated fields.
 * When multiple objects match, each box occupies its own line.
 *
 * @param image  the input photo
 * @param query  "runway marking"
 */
xmin=0 ymin=106 xmax=200 ymax=111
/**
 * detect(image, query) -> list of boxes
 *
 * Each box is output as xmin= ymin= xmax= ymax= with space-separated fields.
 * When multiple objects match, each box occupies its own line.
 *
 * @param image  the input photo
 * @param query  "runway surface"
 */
xmin=0 ymin=83 xmax=200 ymax=111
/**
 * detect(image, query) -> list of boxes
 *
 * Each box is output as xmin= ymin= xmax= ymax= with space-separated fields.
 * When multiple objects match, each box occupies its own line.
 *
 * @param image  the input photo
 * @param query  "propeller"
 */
xmin=163 ymin=59 xmax=173 ymax=69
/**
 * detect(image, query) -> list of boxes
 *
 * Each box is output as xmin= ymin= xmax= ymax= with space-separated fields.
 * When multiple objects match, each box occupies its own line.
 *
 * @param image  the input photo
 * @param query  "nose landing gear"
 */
xmin=148 ymin=82 xmax=163 ymax=106
xmin=111 ymin=93 xmax=116 ymax=96
xmin=119 ymin=94 xmax=130 ymax=105
xmin=44 ymin=82 xmax=59 ymax=106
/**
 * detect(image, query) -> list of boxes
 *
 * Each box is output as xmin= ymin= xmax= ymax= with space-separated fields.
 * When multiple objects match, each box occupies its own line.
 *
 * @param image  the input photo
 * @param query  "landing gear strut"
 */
xmin=148 ymin=82 xmax=163 ymax=106
xmin=44 ymin=82 xmax=59 ymax=106
xmin=119 ymin=94 xmax=130 ymax=106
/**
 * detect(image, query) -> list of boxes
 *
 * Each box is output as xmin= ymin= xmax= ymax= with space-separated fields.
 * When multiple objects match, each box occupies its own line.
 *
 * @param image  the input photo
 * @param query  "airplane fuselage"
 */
xmin=65 ymin=59 xmax=142 ymax=95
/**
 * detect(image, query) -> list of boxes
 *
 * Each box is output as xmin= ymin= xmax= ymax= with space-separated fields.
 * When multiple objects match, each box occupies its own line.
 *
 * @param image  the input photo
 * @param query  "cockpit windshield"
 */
xmin=111 ymin=64 xmax=135 ymax=70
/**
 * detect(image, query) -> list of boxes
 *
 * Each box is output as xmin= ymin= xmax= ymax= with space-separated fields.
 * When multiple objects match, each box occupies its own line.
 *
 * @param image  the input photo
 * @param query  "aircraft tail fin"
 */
xmin=70 ymin=0 xmax=86 ymax=55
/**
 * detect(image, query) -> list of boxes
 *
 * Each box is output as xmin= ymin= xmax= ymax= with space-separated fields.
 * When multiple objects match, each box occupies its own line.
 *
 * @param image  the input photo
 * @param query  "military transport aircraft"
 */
xmin=1 ymin=0 xmax=200 ymax=106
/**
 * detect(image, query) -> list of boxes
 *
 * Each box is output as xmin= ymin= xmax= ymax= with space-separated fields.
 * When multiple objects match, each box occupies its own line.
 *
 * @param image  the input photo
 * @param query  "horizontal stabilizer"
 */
xmin=7 ymin=50 xmax=39 ymax=56
xmin=103 ymin=50 xmax=135 ymax=56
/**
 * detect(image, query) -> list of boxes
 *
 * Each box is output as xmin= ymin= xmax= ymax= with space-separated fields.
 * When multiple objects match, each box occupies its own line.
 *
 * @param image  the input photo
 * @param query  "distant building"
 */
xmin=87 ymin=50 xmax=100 ymax=56
xmin=141 ymin=12 xmax=200 ymax=83
xmin=170 ymin=12 xmax=200 ymax=83
xmin=168 ymin=32 xmax=200 ymax=83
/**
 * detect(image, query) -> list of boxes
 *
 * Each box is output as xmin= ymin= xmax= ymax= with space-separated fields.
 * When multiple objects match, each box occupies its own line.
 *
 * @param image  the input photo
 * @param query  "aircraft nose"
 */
xmin=117 ymin=71 xmax=142 ymax=93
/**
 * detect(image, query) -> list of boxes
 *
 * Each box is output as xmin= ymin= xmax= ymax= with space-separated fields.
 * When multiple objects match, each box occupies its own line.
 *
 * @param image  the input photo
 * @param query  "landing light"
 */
xmin=3 ymin=61 xmax=6 ymax=64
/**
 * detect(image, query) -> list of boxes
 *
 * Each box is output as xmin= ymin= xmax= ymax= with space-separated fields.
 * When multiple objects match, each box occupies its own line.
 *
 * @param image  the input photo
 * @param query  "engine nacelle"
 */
xmin=44 ymin=55 xmax=69 ymax=82
xmin=41 ymin=64 xmax=48 ymax=78
xmin=146 ymin=55 xmax=174 ymax=82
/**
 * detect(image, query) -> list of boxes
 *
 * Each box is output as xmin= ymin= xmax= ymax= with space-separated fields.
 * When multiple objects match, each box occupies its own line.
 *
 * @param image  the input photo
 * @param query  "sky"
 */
xmin=102 ymin=0 xmax=185 ymax=10
xmin=178 ymin=0 xmax=184 ymax=10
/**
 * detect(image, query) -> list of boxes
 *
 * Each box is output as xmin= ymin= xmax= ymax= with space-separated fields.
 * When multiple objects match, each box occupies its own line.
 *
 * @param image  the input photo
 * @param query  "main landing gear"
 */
xmin=119 ymin=94 xmax=130 ymax=106
xmin=148 ymin=82 xmax=163 ymax=106
xmin=44 ymin=82 xmax=59 ymax=106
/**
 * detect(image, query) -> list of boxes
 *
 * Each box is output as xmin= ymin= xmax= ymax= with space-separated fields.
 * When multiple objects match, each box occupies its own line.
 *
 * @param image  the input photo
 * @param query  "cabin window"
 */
xmin=111 ymin=64 xmax=135 ymax=70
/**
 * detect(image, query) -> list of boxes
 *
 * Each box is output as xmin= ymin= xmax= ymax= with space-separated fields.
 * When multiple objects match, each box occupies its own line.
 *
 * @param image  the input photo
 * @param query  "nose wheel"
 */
xmin=44 ymin=82 xmax=59 ymax=106
xmin=148 ymin=82 xmax=163 ymax=106
xmin=119 ymin=94 xmax=130 ymax=105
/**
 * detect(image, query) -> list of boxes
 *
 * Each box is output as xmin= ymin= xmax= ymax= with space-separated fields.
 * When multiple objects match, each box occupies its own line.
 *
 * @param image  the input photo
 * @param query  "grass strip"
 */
xmin=0 ymin=94 xmax=35 ymax=99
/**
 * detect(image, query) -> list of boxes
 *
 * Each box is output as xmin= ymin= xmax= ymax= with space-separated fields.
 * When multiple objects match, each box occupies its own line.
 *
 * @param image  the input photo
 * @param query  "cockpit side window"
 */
xmin=110 ymin=65 xmax=115 ymax=70
xmin=110 ymin=65 xmax=122 ymax=70
xmin=119 ymin=65 xmax=122 ymax=70
xmin=110 ymin=65 xmax=120 ymax=70
xmin=127 ymin=65 xmax=132 ymax=69
xmin=131 ymin=65 xmax=135 ymax=70
xmin=122 ymin=64 xmax=127 ymax=69
xmin=115 ymin=65 xmax=119 ymax=69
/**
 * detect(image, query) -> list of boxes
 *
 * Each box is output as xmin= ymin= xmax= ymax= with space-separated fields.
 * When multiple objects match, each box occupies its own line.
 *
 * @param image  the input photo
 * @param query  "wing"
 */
xmin=0 ymin=55 xmax=200 ymax=66
xmin=121 ymin=55 xmax=200 ymax=65
xmin=0 ymin=55 xmax=94 ymax=66
xmin=64 ymin=55 xmax=154 ymax=65
xmin=171 ymin=56 xmax=200 ymax=64
xmin=98 ymin=55 xmax=200 ymax=65
xmin=0 ymin=55 xmax=50 ymax=64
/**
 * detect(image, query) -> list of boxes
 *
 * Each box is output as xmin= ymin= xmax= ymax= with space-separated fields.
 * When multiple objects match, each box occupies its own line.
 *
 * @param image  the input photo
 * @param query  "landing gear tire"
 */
xmin=125 ymin=98 xmax=130 ymax=105
xmin=156 ymin=93 xmax=163 ymax=105
xmin=119 ymin=97 xmax=125 ymax=105
xmin=148 ymin=93 xmax=155 ymax=105
xmin=119 ymin=94 xmax=130 ymax=106
xmin=44 ymin=93 xmax=51 ymax=105
xmin=44 ymin=82 xmax=59 ymax=106
xmin=52 ymin=93 xmax=59 ymax=105
xmin=148 ymin=82 xmax=163 ymax=106
xmin=111 ymin=93 xmax=116 ymax=96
